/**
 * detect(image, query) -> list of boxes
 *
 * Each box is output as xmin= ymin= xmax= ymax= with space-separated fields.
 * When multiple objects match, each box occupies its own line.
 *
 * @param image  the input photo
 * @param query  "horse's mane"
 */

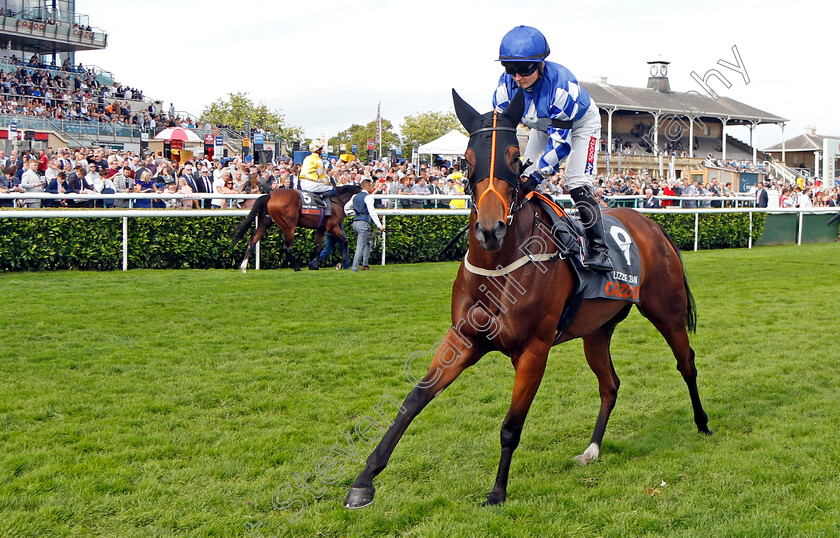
xmin=336 ymin=184 xmax=362 ymax=198
xmin=336 ymin=184 xmax=361 ymax=195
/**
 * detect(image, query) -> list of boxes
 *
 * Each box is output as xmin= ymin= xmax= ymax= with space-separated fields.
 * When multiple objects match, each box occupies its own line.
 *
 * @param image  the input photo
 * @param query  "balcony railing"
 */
xmin=0 ymin=10 xmax=107 ymax=49
xmin=0 ymin=57 xmax=114 ymax=87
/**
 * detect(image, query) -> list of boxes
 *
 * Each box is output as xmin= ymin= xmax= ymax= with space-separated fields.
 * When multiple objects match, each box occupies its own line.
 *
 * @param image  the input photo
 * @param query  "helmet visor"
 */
xmin=503 ymin=62 xmax=540 ymax=77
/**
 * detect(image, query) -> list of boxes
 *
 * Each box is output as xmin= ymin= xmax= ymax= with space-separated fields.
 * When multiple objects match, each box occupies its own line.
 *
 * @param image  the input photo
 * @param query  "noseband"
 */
xmin=468 ymin=112 xmax=521 ymax=225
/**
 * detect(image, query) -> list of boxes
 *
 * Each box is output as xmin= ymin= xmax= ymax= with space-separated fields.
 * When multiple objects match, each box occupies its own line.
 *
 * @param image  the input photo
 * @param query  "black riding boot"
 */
xmin=569 ymin=186 xmax=613 ymax=272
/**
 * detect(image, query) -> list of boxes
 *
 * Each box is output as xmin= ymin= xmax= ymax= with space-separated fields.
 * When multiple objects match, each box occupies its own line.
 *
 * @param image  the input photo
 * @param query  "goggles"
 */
xmin=503 ymin=62 xmax=540 ymax=77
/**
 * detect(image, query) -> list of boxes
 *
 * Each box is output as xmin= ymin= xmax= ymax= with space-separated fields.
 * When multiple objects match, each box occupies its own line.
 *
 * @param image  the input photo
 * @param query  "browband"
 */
xmin=469 ymin=126 xmax=518 ymax=136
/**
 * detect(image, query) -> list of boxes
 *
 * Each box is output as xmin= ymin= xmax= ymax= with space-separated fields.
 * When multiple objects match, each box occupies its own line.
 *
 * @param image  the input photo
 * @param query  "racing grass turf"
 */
xmin=0 ymin=242 xmax=838 ymax=536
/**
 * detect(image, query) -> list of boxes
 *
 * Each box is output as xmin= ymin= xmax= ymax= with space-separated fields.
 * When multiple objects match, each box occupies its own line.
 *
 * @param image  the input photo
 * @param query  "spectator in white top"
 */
xmin=21 ymin=159 xmax=45 ymax=208
xmin=212 ymin=169 xmax=229 ymax=209
xmin=45 ymin=160 xmax=61 ymax=183
xmin=798 ymin=187 xmax=813 ymax=208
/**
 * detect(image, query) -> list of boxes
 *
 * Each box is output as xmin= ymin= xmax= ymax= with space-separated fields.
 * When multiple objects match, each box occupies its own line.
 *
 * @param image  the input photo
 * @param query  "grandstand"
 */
xmin=763 ymin=126 xmax=840 ymax=182
xmin=0 ymin=2 xmax=243 ymax=157
xmin=580 ymin=60 xmax=787 ymax=184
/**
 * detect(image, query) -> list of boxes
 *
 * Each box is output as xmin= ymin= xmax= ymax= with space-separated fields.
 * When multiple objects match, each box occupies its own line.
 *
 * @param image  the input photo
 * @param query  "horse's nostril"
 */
xmin=494 ymin=220 xmax=507 ymax=239
xmin=474 ymin=222 xmax=484 ymax=240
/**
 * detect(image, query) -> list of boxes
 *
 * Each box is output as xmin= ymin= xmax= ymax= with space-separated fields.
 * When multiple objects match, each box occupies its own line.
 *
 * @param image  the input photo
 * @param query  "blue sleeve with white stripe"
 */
xmin=539 ymin=77 xmax=586 ymax=175
xmin=492 ymin=73 xmax=512 ymax=112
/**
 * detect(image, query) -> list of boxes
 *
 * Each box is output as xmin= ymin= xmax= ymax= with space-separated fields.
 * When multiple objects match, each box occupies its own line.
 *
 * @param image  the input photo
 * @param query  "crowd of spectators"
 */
xmin=0 ymin=147 xmax=471 ymax=210
xmin=704 ymin=154 xmax=761 ymax=173
xmin=0 ymin=59 xmax=201 ymax=131
xmin=1 ymin=145 xmax=837 ymax=211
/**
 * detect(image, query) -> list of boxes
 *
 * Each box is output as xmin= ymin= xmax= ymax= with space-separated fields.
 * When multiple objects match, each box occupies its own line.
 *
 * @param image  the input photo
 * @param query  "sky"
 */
xmin=75 ymin=0 xmax=836 ymax=150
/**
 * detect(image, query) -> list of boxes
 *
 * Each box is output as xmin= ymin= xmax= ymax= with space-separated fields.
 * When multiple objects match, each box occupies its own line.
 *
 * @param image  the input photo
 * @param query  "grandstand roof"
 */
xmin=763 ymin=129 xmax=840 ymax=152
xmin=581 ymin=80 xmax=787 ymax=125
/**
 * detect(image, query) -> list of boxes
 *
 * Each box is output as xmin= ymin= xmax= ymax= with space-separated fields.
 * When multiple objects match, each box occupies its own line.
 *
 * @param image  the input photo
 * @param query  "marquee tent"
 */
xmin=416 ymin=129 xmax=469 ymax=156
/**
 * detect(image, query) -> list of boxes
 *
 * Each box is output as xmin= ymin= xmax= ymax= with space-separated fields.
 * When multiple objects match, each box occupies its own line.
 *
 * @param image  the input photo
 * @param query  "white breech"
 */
xmin=297 ymin=179 xmax=332 ymax=193
xmin=524 ymin=104 xmax=601 ymax=192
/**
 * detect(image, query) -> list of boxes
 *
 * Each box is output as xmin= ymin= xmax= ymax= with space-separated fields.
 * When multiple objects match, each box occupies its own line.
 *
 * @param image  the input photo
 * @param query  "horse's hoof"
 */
xmin=241 ymin=268 xmax=247 ymax=274
xmin=344 ymin=486 xmax=375 ymax=509
xmin=293 ymin=267 xmax=301 ymax=272
xmin=482 ymin=489 xmax=506 ymax=506
xmin=699 ymin=427 xmax=713 ymax=436
xmin=575 ymin=443 xmax=600 ymax=465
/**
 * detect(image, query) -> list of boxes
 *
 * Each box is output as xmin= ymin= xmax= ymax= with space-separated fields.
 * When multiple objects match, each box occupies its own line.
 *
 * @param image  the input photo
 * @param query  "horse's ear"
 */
xmin=500 ymin=89 xmax=524 ymax=126
xmin=452 ymin=89 xmax=481 ymax=134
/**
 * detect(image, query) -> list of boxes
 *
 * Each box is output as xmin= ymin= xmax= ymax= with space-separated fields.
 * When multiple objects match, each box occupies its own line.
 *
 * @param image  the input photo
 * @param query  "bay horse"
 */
xmin=344 ymin=89 xmax=711 ymax=509
xmin=231 ymin=185 xmax=360 ymax=272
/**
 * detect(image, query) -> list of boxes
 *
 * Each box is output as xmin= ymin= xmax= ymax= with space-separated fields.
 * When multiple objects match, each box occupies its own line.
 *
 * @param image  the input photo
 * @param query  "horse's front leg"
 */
xmin=279 ymin=225 xmax=300 ymax=271
xmin=328 ymin=220 xmax=350 ymax=270
xmin=337 ymin=236 xmax=350 ymax=269
xmin=484 ymin=340 xmax=550 ymax=506
xmin=309 ymin=231 xmax=325 ymax=270
xmin=345 ymin=331 xmax=484 ymax=509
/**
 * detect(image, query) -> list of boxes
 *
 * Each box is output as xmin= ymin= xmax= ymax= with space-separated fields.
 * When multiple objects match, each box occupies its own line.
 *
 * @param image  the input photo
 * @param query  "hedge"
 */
xmin=646 ymin=212 xmax=765 ymax=250
xmin=0 ymin=211 xmax=763 ymax=271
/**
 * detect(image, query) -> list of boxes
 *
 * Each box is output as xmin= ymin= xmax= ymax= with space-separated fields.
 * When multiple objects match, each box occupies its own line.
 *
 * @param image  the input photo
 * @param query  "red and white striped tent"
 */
xmin=153 ymin=127 xmax=202 ymax=143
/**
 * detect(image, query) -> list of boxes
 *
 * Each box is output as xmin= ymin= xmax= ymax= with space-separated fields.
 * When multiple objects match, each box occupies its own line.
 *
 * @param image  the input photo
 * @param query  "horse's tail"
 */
xmin=657 ymin=223 xmax=697 ymax=333
xmin=231 ymin=194 xmax=270 ymax=247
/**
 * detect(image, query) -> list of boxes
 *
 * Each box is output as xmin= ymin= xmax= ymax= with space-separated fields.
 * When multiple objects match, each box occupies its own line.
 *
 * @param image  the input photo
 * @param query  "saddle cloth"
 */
xmin=527 ymin=194 xmax=641 ymax=304
xmin=299 ymin=191 xmax=331 ymax=216
xmin=524 ymin=194 xmax=644 ymax=341
xmin=579 ymin=215 xmax=642 ymax=303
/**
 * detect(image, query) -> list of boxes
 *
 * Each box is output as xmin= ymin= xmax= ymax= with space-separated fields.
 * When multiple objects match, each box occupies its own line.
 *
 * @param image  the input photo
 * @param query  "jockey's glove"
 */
xmin=521 ymin=171 xmax=543 ymax=194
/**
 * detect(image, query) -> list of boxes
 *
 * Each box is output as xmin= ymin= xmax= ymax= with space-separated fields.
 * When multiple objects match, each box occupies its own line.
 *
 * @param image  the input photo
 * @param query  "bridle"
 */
xmin=467 ymin=112 xmax=524 ymax=226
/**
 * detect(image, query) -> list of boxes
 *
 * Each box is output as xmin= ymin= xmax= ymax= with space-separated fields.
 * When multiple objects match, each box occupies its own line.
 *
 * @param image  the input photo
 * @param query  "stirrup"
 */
xmin=583 ymin=251 xmax=613 ymax=272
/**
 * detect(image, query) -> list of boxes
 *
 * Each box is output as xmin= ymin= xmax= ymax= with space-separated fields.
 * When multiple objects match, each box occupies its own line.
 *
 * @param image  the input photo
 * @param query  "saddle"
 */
xmin=525 ymin=192 xmax=642 ymax=340
xmin=299 ymin=191 xmax=332 ymax=217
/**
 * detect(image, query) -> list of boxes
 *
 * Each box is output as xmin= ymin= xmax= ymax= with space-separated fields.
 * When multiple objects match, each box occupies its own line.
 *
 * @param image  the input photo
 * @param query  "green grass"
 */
xmin=1 ymin=243 xmax=839 ymax=537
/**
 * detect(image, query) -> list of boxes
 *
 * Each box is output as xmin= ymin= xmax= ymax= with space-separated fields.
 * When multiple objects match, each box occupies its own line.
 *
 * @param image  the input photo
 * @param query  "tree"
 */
xmin=328 ymin=119 xmax=401 ymax=162
xmin=200 ymin=91 xmax=304 ymax=145
xmin=400 ymin=110 xmax=464 ymax=158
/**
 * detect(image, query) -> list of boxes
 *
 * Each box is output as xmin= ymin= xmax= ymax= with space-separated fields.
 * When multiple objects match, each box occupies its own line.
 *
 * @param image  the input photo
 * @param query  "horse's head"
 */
xmin=452 ymin=89 xmax=525 ymax=251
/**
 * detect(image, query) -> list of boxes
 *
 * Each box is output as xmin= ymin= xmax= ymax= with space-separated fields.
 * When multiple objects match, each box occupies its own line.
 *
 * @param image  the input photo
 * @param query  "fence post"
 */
xmin=253 ymin=219 xmax=260 ymax=271
xmin=381 ymin=215 xmax=386 ymax=266
xmin=694 ymin=212 xmax=699 ymax=252
xmin=797 ymin=211 xmax=803 ymax=246
xmin=122 ymin=216 xmax=128 ymax=271
xmin=748 ymin=211 xmax=753 ymax=249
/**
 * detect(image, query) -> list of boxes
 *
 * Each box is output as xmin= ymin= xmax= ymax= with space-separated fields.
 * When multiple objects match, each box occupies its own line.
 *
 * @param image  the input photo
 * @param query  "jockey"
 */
xmin=298 ymin=140 xmax=335 ymax=196
xmin=493 ymin=25 xmax=612 ymax=272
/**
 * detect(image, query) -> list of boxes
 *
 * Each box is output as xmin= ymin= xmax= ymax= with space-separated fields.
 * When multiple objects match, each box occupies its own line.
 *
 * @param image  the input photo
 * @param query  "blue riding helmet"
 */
xmin=498 ymin=25 xmax=550 ymax=62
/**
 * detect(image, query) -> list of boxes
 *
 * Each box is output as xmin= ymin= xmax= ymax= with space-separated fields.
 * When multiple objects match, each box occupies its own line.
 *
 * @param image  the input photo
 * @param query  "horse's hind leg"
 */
xmin=577 ymin=324 xmax=621 ymax=465
xmin=240 ymin=215 xmax=273 ymax=273
xmin=644 ymin=310 xmax=711 ymax=435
